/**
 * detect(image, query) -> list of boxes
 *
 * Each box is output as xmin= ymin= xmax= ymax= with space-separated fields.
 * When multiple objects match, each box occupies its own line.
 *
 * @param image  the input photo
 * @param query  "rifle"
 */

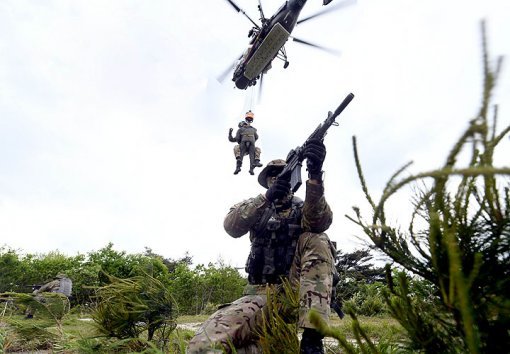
xmin=331 ymin=299 xmax=345 ymax=319
xmin=330 ymin=268 xmax=345 ymax=319
xmin=277 ymin=92 xmax=354 ymax=192
xmin=23 ymin=284 xmax=42 ymax=291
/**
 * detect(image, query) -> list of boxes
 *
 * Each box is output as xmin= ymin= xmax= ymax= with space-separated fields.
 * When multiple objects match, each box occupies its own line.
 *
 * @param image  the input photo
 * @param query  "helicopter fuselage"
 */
xmin=232 ymin=0 xmax=308 ymax=89
xmin=267 ymin=0 xmax=307 ymax=34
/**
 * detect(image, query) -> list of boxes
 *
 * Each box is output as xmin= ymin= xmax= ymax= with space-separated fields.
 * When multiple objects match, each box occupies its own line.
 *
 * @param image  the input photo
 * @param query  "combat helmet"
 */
xmin=245 ymin=110 xmax=254 ymax=123
xmin=54 ymin=273 xmax=68 ymax=279
xmin=258 ymin=159 xmax=286 ymax=188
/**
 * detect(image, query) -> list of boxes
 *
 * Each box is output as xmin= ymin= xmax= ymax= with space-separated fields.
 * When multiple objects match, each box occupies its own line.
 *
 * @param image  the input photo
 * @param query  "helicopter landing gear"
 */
xmin=276 ymin=45 xmax=289 ymax=69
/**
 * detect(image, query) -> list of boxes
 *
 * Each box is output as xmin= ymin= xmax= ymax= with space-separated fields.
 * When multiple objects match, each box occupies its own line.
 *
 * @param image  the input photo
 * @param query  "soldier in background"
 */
xmin=188 ymin=139 xmax=336 ymax=354
xmin=25 ymin=273 xmax=73 ymax=318
xmin=228 ymin=111 xmax=263 ymax=175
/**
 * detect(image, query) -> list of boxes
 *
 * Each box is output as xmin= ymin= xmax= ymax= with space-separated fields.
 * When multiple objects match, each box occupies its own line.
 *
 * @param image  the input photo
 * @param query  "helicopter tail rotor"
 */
xmin=257 ymin=0 xmax=266 ymax=22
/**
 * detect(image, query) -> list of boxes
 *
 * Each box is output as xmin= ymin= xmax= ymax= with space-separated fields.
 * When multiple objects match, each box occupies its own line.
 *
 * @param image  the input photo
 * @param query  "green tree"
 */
xmin=143 ymin=247 xmax=193 ymax=273
xmin=167 ymin=262 xmax=197 ymax=315
xmin=86 ymin=243 xmax=169 ymax=285
xmin=349 ymin=22 xmax=509 ymax=353
xmin=168 ymin=261 xmax=246 ymax=315
xmin=335 ymin=248 xmax=386 ymax=302
xmin=0 ymin=246 xmax=28 ymax=292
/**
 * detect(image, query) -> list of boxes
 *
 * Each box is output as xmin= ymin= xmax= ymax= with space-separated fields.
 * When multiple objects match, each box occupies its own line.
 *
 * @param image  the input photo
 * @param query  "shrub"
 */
xmin=348 ymin=22 xmax=510 ymax=353
xmin=91 ymin=273 xmax=176 ymax=348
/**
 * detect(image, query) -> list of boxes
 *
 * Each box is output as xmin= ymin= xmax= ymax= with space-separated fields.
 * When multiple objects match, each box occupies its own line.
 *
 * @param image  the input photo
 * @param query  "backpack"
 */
xmin=57 ymin=277 xmax=73 ymax=297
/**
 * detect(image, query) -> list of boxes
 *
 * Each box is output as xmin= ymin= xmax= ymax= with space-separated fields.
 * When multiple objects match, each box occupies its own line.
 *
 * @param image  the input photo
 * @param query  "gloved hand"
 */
xmin=265 ymin=178 xmax=291 ymax=202
xmin=303 ymin=139 xmax=326 ymax=174
xmin=229 ymin=128 xmax=233 ymax=133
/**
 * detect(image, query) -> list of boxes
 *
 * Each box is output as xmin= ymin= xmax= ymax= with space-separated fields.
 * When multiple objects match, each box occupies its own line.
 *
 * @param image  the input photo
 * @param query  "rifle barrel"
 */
xmin=332 ymin=93 xmax=355 ymax=120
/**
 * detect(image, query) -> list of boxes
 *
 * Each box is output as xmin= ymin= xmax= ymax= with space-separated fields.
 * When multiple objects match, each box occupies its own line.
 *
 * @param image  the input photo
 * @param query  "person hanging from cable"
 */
xmin=228 ymin=111 xmax=263 ymax=175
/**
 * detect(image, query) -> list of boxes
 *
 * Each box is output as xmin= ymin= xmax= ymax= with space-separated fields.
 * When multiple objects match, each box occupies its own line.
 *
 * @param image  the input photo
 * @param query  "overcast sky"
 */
xmin=1 ymin=0 xmax=509 ymax=269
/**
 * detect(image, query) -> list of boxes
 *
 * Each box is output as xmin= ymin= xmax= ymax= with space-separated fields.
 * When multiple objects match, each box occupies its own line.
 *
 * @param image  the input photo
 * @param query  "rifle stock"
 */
xmin=277 ymin=93 xmax=355 ymax=192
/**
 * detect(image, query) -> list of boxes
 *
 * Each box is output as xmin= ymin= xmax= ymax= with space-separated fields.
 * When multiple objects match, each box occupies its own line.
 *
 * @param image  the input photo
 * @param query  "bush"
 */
xmin=349 ymin=22 xmax=510 ymax=353
xmin=91 ymin=273 xmax=177 ymax=344
xmin=343 ymin=282 xmax=387 ymax=316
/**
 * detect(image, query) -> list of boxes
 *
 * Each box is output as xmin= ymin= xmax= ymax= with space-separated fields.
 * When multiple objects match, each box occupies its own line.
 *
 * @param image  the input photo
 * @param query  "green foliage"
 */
xmin=335 ymin=249 xmax=386 ymax=290
xmin=143 ymin=247 xmax=193 ymax=274
xmin=335 ymin=248 xmax=387 ymax=316
xmin=0 ymin=292 xmax=71 ymax=352
xmin=91 ymin=273 xmax=177 ymax=345
xmin=0 ymin=324 xmax=13 ymax=353
xmin=0 ymin=292 xmax=70 ymax=322
xmin=168 ymin=260 xmax=246 ymax=315
xmin=1 ymin=243 xmax=246 ymax=323
xmin=86 ymin=243 xmax=170 ymax=285
xmin=311 ymin=308 xmax=407 ymax=354
xmin=344 ymin=282 xmax=387 ymax=316
xmin=0 ymin=243 xmax=175 ymax=306
xmin=0 ymin=246 xmax=29 ymax=293
xmin=257 ymin=280 xmax=300 ymax=354
xmin=382 ymin=270 xmax=461 ymax=353
xmin=348 ymin=22 xmax=510 ymax=353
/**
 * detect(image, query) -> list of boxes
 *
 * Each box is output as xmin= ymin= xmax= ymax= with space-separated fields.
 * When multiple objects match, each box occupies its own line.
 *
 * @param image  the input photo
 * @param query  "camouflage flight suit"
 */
xmin=26 ymin=275 xmax=73 ymax=317
xmin=34 ymin=276 xmax=72 ymax=297
xmin=187 ymin=180 xmax=335 ymax=353
xmin=228 ymin=125 xmax=261 ymax=162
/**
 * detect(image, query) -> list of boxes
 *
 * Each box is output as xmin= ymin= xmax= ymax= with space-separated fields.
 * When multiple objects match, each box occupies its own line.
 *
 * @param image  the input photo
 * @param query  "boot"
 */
xmin=234 ymin=160 xmax=242 ymax=175
xmin=300 ymin=328 xmax=324 ymax=354
xmin=249 ymin=166 xmax=254 ymax=175
xmin=254 ymin=159 xmax=263 ymax=167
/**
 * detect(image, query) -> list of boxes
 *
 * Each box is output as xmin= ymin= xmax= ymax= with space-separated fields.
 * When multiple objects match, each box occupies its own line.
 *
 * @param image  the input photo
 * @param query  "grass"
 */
xmin=0 ymin=311 xmax=405 ymax=353
xmin=328 ymin=315 xmax=405 ymax=342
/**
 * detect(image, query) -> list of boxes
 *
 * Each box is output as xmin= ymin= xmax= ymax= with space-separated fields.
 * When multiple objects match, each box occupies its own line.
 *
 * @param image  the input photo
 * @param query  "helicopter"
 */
xmin=220 ymin=0 xmax=355 ymax=90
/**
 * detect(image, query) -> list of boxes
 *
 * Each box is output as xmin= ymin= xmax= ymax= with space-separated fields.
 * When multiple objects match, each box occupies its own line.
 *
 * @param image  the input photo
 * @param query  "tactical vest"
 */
xmin=245 ymin=197 xmax=303 ymax=284
xmin=240 ymin=126 xmax=257 ymax=143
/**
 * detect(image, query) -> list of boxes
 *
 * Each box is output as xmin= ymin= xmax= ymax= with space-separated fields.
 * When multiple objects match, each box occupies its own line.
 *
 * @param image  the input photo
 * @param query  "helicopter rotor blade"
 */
xmin=225 ymin=0 xmax=241 ymax=12
xmin=291 ymin=37 xmax=341 ymax=56
xmin=297 ymin=0 xmax=356 ymax=25
xmin=217 ymin=64 xmax=234 ymax=84
xmin=258 ymin=73 xmax=264 ymax=103
xmin=217 ymin=53 xmax=243 ymax=83
xmin=224 ymin=0 xmax=260 ymax=28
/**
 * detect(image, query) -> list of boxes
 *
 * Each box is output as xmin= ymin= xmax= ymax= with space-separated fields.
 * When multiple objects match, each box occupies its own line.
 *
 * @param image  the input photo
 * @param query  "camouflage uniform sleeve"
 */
xmin=224 ymin=194 xmax=270 ymax=238
xmin=35 ymin=280 xmax=59 ymax=294
xmin=301 ymin=180 xmax=333 ymax=233
xmin=228 ymin=129 xmax=236 ymax=142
